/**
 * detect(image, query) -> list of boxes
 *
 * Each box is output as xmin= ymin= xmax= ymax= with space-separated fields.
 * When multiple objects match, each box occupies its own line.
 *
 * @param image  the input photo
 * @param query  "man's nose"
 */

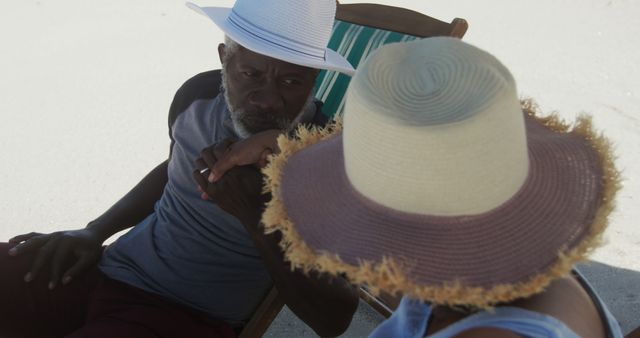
xmin=249 ymin=84 xmax=284 ymax=112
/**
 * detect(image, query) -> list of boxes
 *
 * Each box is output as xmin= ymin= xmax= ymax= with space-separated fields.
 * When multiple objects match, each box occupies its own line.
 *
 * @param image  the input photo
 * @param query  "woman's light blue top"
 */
xmin=369 ymin=272 xmax=622 ymax=338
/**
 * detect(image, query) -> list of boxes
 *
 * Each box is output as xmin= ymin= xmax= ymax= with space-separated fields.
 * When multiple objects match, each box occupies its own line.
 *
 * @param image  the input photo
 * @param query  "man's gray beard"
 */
xmin=221 ymin=67 xmax=316 ymax=139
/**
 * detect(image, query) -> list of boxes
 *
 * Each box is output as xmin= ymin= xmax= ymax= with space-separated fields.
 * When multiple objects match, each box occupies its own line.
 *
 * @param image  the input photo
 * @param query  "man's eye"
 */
xmin=282 ymin=79 xmax=300 ymax=85
xmin=242 ymin=71 xmax=256 ymax=78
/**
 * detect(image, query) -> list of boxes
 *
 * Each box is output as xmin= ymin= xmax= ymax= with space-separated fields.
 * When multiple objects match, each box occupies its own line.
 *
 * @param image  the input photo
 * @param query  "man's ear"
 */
xmin=218 ymin=43 xmax=226 ymax=65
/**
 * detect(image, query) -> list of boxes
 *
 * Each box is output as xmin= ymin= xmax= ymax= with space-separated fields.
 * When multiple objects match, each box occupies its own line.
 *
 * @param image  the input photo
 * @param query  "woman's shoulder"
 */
xmin=429 ymin=275 xmax=607 ymax=338
xmin=507 ymin=275 xmax=606 ymax=338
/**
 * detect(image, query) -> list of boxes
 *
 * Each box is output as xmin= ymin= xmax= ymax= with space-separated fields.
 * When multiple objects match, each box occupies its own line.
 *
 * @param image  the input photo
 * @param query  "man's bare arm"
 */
xmin=85 ymin=160 xmax=169 ymax=242
xmin=8 ymin=160 xmax=169 ymax=288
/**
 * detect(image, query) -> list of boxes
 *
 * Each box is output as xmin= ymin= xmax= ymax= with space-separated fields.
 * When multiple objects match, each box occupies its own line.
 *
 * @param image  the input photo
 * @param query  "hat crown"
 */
xmin=229 ymin=0 xmax=335 ymax=59
xmin=343 ymin=37 xmax=529 ymax=216
xmin=358 ymin=40 xmax=515 ymax=125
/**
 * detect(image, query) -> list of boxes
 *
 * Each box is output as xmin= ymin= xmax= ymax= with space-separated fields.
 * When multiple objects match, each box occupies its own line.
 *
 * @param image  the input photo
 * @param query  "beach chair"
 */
xmin=237 ymin=4 xmax=468 ymax=337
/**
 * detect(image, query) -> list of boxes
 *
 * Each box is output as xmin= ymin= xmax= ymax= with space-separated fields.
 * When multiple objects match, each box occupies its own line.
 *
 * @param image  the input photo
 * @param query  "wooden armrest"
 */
xmin=358 ymin=287 xmax=402 ymax=318
xmin=238 ymin=287 xmax=285 ymax=338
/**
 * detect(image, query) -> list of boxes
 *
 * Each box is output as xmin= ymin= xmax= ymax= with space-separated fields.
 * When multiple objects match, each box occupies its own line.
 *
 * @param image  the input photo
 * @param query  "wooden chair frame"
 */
xmin=238 ymin=287 xmax=284 ymax=338
xmin=336 ymin=3 xmax=468 ymax=39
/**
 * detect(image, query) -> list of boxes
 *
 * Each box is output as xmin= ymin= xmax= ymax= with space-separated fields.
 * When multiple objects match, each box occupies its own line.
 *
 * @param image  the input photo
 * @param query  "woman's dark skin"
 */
xmin=192 ymin=149 xmax=358 ymax=338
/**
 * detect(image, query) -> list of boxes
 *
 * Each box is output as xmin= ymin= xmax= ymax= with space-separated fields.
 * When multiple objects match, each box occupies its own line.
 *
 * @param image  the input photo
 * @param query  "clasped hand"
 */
xmin=192 ymin=133 xmax=276 ymax=224
xmin=197 ymin=129 xmax=281 ymax=184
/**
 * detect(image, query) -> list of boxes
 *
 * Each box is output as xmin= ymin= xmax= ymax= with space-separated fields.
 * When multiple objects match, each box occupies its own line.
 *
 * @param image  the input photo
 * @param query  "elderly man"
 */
xmin=0 ymin=1 xmax=358 ymax=337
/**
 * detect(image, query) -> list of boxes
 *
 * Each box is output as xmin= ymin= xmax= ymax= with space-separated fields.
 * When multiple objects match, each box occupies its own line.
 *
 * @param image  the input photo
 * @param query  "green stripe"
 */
xmin=316 ymin=22 xmax=361 ymax=101
xmin=314 ymin=20 xmax=421 ymax=118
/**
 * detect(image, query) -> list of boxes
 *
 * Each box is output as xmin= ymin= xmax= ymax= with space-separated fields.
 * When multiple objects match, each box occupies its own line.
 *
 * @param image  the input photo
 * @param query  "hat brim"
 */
xmin=262 ymin=101 xmax=620 ymax=307
xmin=186 ymin=3 xmax=355 ymax=76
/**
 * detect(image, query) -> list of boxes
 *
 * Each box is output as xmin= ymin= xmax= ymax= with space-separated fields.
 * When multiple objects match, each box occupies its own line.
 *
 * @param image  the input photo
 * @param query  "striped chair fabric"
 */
xmin=314 ymin=20 xmax=420 ymax=118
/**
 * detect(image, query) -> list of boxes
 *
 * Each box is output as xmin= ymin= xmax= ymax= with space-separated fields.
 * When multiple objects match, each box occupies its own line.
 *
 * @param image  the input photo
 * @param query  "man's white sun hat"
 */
xmin=186 ymin=0 xmax=355 ymax=76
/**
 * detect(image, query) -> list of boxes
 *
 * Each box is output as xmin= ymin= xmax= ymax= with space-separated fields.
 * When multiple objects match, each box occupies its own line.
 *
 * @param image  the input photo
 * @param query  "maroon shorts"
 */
xmin=0 ymin=242 xmax=236 ymax=338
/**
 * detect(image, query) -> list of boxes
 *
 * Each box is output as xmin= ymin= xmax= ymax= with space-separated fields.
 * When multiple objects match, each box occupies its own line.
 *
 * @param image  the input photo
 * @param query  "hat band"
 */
xmin=227 ymin=9 xmax=327 ymax=62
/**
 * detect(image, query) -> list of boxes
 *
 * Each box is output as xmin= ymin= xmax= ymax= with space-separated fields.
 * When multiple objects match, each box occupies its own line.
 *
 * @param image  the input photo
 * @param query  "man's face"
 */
xmin=219 ymin=44 xmax=319 ymax=137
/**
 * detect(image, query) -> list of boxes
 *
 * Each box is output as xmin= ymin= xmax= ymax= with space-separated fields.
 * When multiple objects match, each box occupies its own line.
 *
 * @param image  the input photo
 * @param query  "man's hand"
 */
xmin=193 ymin=162 xmax=269 ymax=226
xmin=7 ymin=229 xmax=103 ymax=289
xmin=201 ymin=129 xmax=281 ymax=183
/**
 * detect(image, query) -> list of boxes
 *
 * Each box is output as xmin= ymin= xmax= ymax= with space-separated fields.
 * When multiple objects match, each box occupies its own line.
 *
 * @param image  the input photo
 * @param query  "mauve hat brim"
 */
xmin=262 ymin=102 xmax=620 ymax=307
xmin=186 ymin=3 xmax=355 ymax=75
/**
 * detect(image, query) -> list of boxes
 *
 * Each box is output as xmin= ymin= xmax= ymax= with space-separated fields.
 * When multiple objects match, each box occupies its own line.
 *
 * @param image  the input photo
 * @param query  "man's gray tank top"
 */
xmin=99 ymin=71 xmax=326 ymax=326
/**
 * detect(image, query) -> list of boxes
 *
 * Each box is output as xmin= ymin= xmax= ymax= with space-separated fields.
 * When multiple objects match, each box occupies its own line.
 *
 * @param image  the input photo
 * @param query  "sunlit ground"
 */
xmin=1 ymin=0 xmax=637 ymax=335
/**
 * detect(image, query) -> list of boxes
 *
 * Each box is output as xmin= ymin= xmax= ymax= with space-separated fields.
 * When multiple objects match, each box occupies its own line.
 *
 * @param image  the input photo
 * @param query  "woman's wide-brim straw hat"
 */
xmin=186 ymin=0 xmax=355 ymax=76
xmin=262 ymin=37 xmax=621 ymax=307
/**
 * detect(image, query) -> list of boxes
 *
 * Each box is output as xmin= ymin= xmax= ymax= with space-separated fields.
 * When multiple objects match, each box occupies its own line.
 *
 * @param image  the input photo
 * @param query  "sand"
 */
xmin=1 ymin=0 xmax=637 ymax=334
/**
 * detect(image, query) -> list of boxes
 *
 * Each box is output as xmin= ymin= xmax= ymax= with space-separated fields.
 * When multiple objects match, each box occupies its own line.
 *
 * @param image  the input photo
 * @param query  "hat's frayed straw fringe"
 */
xmin=262 ymin=101 xmax=621 ymax=307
